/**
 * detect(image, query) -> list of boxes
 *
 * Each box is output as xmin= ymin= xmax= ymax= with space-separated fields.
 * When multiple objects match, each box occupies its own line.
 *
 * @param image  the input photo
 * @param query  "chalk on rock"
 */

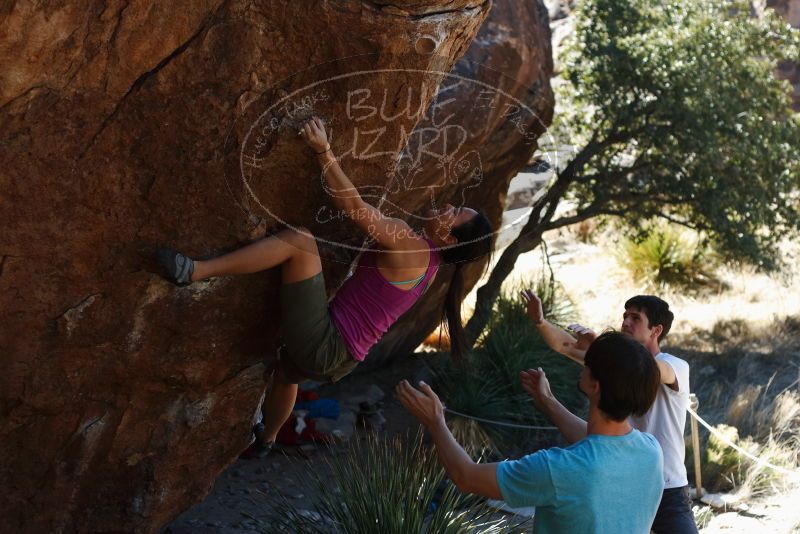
xmin=363 ymin=384 xmax=384 ymax=403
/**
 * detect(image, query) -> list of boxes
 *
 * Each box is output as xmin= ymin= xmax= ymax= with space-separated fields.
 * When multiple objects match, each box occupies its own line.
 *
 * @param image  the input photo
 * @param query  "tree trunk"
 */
xmin=465 ymin=230 xmax=543 ymax=345
xmin=462 ymin=130 xmax=619 ymax=349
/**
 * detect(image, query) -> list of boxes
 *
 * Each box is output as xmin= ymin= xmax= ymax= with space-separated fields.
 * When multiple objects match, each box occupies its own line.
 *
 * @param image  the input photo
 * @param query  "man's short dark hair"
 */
xmin=625 ymin=295 xmax=674 ymax=342
xmin=584 ymin=332 xmax=660 ymax=421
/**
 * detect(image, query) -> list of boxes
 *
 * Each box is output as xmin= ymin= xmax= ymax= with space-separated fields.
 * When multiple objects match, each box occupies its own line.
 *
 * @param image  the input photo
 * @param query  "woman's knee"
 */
xmin=280 ymin=226 xmax=318 ymax=255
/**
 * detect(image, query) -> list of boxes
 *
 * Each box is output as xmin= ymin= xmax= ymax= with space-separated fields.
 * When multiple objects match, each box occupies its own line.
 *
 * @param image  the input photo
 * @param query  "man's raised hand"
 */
xmin=520 ymin=367 xmax=555 ymax=411
xmin=565 ymin=324 xmax=597 ymax=352
xmin=395 ymin=380 xmax=445 ymax=429
xmin=520 ymin=289 xmax=545 ymax=326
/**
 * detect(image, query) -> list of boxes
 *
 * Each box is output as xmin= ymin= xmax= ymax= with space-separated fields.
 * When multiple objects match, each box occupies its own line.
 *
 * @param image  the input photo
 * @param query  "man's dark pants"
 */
xmin=651 ymin=486 xmax=699 ymax=534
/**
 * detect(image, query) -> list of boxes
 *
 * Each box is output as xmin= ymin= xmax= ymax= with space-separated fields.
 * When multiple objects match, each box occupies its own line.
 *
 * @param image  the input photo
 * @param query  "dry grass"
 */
xmin=678 ymin=316 xmax=800 ymax=503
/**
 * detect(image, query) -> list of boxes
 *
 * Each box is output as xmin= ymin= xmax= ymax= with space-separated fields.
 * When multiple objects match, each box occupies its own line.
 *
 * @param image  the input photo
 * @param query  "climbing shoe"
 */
xmin=240 ymin=423 xmax=273 ymax=459
xmin=156 ymin=248 xmax=194 ymax=287
xmin=240 ymin=439 xmax=273 ymax=460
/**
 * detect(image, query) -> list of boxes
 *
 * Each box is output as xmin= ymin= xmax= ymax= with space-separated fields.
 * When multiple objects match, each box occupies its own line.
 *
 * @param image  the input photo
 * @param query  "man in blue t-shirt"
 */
xmin=396 ymin=332 xmax=664 ymax=534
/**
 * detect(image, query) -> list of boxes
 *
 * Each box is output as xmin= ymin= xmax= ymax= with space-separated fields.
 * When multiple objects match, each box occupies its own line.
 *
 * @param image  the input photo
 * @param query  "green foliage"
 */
xmin=550 ymin=0 xmax=800 ymax=269
xmin=617 ymin=221 xmax=724 ymax=291
xmin=436 ymin=278 xmax=585 ymax=456
xmin=261 ymin=432 xmax=513 ymax=533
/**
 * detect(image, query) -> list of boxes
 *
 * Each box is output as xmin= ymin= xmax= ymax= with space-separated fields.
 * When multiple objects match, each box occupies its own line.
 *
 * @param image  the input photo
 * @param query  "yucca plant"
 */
xmin=259 ymin=431 xmax=513 ymax=533
xmin=480 ymin=267 xmax=576 ymax=366
xmin=617 ymin=222 xmax=723 ymax=292
xmin=492 ymin=262 xmax=576 ymax=331
xmin=437 ymin=276 xmax=586 ymax=457
xmin=436 ymin=363 xmax=520 ymax=456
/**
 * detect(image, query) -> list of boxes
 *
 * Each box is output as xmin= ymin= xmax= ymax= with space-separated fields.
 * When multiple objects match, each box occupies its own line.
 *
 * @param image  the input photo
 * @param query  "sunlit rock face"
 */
xmin=0 ymin=1 xmax=492 ymax=531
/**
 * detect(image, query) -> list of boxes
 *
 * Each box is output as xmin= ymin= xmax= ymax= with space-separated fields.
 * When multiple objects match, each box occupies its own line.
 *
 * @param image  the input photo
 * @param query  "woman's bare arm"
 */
xmin=303 ymin=117 xmax=420 ymax=252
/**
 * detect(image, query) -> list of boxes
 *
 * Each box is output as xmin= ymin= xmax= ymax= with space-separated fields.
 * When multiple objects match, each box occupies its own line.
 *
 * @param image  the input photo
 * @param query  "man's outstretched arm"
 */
xmin=520 ymin=290 xmax=593 ymax=365
xmin=395 ymin=380 xmax=502 ymax=499
xmin=521 ymin=368 xmax=588 ymax=444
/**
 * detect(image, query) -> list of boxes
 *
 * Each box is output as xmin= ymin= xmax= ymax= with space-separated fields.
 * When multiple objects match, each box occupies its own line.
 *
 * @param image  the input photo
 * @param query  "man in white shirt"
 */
xmin=521 ymin=292 xmax=698 ymax=534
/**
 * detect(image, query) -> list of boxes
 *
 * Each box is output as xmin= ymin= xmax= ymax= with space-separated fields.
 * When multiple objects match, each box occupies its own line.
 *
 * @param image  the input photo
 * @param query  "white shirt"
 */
xmin=631 ymin=352 xmax=691 ymax=489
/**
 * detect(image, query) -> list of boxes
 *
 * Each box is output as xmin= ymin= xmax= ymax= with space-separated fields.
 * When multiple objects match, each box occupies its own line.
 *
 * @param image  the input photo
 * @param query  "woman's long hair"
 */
xmin=440 ymin=210 xmax=493 ymax=362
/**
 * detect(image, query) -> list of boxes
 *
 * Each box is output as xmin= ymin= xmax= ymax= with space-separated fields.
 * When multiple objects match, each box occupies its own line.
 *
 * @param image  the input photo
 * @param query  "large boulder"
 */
xmin=0 ymin=1 xmax=491 ymax=532
xmin=363 ymin=0 xmax=555 ymax=368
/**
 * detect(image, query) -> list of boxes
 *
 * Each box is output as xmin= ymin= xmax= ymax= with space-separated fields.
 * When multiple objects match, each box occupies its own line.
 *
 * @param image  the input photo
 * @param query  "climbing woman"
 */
xmin=157 ymin=116 xmax=493 ymax=456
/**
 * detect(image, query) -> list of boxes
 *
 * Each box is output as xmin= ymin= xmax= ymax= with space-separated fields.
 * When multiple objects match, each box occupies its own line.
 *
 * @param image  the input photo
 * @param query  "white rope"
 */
xmin=445 ymin=406 xmax=800 ymax=478
xmin=687 ymin=407 xmax=800 ymax=479
xmin=444 ymin=408 xmax=559 ymax=430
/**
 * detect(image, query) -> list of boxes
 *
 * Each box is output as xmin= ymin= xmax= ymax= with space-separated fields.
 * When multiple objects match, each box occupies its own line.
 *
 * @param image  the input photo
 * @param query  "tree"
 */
xmin=465 ymin=0 xmax=800 ymax=344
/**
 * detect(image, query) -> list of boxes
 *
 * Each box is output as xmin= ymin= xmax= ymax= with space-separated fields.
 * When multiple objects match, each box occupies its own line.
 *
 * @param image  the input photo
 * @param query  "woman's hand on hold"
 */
xmin=301 ymin=116 xmax=330 ymax=154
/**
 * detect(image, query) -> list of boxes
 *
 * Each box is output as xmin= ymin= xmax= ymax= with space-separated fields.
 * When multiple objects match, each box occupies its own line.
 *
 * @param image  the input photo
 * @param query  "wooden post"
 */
xmin=689 ymin=393 xmax=703 ymax=499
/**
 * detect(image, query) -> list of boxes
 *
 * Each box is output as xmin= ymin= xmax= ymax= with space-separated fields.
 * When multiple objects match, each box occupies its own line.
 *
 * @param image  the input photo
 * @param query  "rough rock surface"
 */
xmin=0 ymin=1 xmax=492 ymax=532
xmin=363 ymin=0 xmax=555 ymax=369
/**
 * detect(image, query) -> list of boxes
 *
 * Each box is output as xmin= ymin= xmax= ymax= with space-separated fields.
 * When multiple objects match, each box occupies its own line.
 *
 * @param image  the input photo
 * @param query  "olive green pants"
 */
xmin=279 ymin=273 xmax=358 ymax=383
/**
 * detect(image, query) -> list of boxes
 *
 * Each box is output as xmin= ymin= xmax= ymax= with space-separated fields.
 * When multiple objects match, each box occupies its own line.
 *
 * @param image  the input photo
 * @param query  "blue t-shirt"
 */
xmin=496 ymin=429 xmax=663 ymax=534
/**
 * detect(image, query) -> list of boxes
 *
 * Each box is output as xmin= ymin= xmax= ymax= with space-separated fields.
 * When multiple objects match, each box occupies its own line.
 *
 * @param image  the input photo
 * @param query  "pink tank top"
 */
xmin=329 ymin=240 xmax=440 ymax=361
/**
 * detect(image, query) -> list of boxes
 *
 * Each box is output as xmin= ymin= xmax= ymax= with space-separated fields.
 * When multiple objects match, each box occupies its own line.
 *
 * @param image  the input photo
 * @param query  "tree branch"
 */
xmin=462 ymin=122 xmax=636 ymax=349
